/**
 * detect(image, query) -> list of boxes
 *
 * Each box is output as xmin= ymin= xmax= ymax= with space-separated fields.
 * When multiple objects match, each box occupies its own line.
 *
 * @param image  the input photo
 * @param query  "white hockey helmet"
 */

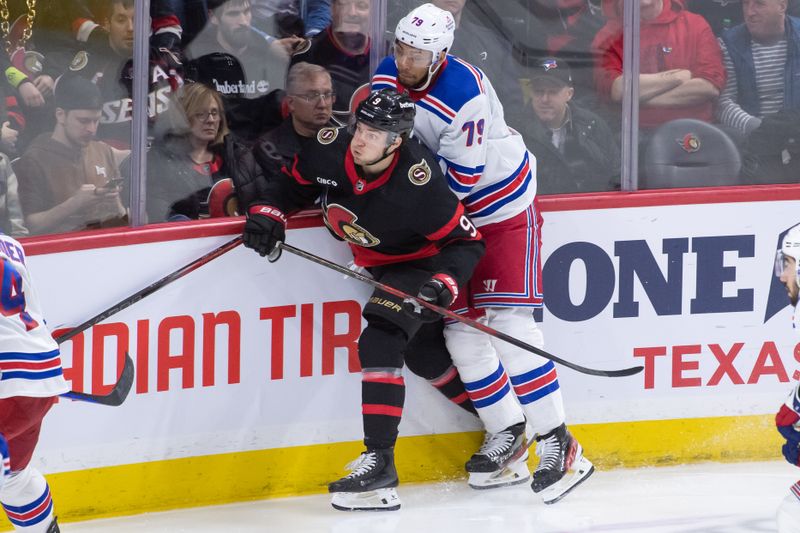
xmin=776 ymin=223 xmax=800 ymax=284
xmin=395 ymin=3 xmax=456 ymax=60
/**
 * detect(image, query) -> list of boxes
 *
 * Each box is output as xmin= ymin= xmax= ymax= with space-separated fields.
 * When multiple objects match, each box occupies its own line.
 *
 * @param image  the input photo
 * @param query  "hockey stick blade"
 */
xmin=279 ymin=243 xmax=642 ymax=378
xmin=60 ymin=352 xmax=134 ymax=406
xmin=56 ymin=237 xmax=243 ymax=405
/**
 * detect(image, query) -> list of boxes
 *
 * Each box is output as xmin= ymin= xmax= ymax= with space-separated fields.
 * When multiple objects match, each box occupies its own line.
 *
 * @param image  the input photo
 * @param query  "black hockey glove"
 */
xmin=243 ymin=205 xmax=287 ymax=262
xmin=152 ymin=45 xmax=185 ymax=90
xmin=402 ymin=273 xmax=459 ymax=322
xmin=151 ymin=32 xmax=182 ymax=54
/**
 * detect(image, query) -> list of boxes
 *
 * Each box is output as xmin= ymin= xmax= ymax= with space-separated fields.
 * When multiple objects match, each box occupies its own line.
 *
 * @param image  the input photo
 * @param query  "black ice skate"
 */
xmin=466 ymin=421 xmax=531 ymax=489
xmin=532 ymin=423 xmax=594 ymax=504
xmin=328 ymin=448 xmax=401 ymax=511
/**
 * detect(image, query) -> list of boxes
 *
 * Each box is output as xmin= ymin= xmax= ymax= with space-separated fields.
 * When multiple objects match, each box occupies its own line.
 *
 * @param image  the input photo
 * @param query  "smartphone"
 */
xmin=101 ymin=177 xmax=125 ymax=189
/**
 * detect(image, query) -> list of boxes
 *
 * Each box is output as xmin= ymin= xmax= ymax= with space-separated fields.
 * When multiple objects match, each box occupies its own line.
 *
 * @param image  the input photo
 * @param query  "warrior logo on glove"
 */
xmin=324 ymin=204 xmax=380 ymax=247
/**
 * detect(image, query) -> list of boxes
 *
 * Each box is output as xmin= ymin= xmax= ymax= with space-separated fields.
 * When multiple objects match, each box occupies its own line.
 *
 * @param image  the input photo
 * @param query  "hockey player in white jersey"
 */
xmin=373 ymin=3 xmax=593 ymax=503
xmin=775 ymin=222 xmax=800 ymax=532
xmin=0 ymin=233 xmax=68 ymax=532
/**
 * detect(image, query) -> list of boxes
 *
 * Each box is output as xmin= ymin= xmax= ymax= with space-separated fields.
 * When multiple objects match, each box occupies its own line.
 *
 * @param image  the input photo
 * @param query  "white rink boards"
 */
xmin=6 ymin=189 xmax=800 ymax=524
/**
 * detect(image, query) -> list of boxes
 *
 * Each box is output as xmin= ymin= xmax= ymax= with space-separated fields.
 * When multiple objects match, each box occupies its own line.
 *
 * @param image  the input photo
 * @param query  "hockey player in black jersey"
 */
xmin=242 ymin=88 xmax=485 ymax=511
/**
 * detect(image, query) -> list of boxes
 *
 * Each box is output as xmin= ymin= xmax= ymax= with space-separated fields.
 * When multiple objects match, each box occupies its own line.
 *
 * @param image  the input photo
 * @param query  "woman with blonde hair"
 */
xmin=129 ymin=82 xmax=263 ymax=223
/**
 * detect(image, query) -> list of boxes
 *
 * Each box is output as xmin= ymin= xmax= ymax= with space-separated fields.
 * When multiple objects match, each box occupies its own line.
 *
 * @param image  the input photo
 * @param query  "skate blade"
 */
xmin=541 ymin=456 xmax=595 ymax=505
xmin=331 ymin=488 xmax=401 ymax=512
xmin=468 ymin=459 xmax=531 ymax=490
xmin=466 ymin=433 xmax=532 ymax=475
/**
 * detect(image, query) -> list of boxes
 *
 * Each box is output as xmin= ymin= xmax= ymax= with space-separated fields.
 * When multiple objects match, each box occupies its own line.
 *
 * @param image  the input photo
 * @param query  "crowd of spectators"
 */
xmin=0 ymin=0 xmax=796 ymax=238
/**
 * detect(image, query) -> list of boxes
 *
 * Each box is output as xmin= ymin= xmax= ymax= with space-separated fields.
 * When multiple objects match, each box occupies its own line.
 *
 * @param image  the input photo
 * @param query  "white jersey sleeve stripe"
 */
xmin=418 ymin=99 xmax=454 ymax=125
xmin=423 ymin=94 xmax=458 ymax=119
xmin=453 ymin=57 xmax=485 ymax=94
xmin=372 ymin=75 xmax=397 ymax=90
xmin=440 ymin=155 xmax=485 ymax=191
xmin=0 ymin=234 xmax=68 ymax=399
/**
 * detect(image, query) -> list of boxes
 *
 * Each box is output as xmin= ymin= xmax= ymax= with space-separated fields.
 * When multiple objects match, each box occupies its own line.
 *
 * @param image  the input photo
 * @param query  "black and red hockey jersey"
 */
xmin=65 ymin=46 xmax=179 ymax=149
xmin=258 ymin=125 xmax=485 ymax=286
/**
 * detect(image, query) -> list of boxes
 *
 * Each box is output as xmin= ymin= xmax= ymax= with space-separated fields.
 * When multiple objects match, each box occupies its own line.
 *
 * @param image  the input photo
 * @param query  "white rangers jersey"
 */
xmin=373 ymin=55 xmax=536 ymax=227
xmin=0 ymin=235 xmax=68 ymax=399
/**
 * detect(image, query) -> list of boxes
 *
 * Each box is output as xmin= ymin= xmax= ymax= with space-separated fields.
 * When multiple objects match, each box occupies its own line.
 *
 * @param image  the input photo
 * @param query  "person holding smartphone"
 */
xmin=14 ymin=75 xmax=127 ymax=236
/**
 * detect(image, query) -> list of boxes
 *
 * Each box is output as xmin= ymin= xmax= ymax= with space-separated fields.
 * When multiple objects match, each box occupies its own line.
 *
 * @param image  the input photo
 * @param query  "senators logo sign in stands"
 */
xmin=677 ymin=133 xmax=701 ymax=153
xmin=323 ymin=204 xmax=380 ymax=247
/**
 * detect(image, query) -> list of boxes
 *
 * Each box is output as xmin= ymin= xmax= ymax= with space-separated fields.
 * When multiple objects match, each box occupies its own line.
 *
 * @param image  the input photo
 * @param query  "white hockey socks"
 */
xmin=444 ymin=320 xmax=525 ymax=434
xmin=0 ymin=466 xmax=55 ymax=532
xmin=485 ymin=308 xmax=566 ymax=435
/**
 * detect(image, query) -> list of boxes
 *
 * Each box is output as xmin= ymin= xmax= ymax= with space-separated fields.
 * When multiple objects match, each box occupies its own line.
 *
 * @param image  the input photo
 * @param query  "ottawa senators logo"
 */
xmin=408 ymin=159 xmax=431 ymax=186
xmin=206 ymin=178 xmax=239 ymax=217
xmin=324 ymin=203 xmax=380 ymax=247
xmin=317 ymin=127 xmax=339 ymax=145
xmin=69 ymin=51 xmax=89 ymax=72
xmin=677 ymin=133 xmax=701 ymax=153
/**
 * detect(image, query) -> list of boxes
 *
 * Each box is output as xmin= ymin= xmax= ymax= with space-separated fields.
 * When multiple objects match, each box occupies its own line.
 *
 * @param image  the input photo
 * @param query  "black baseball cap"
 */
xmin=530 ymin=57 xmax=573 ymax=88
xmin=54 ymin=74 xmax=102 ymax=111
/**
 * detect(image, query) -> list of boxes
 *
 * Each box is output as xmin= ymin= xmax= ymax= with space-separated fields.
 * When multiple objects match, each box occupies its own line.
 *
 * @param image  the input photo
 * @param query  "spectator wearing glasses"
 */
xmin=186 ymin=0 xmax=288 ymax=143
xmin=253 ymin=63 xmax=335 ymax=188
xmin=290 ymin=0 xmax=371 ymax=122
xmin=129 ymin=82 xmax=262 ymax=223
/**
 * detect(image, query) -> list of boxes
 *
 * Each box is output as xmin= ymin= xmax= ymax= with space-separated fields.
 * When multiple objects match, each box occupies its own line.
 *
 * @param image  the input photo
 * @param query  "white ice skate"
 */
xmin=330 ymin=488 xmax=402 ymax=512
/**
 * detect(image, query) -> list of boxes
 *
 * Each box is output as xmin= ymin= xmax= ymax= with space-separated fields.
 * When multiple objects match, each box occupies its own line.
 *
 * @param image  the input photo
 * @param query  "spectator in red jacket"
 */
xmin=592 ymin=0 xmax=726 ymax=129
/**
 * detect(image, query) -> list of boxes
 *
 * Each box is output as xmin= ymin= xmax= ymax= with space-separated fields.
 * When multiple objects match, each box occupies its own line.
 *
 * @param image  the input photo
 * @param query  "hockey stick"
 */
xmin=279 ymin=242 xmax=643 ymax=378
xmin=58 ymin=352 xmax=134 ymax=406
xmin=56 ymin=236 xmax=243 ymax=405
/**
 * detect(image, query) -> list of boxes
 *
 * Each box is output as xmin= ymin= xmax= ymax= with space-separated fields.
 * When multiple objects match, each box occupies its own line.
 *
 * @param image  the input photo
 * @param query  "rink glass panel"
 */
xmin=0 ymin=0 xmax=141 ymax=238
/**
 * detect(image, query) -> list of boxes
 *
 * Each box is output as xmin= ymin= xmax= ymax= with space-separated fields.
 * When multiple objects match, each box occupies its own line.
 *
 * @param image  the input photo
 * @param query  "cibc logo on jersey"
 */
xmin=323 ymin=204 xmax=380 ymax=247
